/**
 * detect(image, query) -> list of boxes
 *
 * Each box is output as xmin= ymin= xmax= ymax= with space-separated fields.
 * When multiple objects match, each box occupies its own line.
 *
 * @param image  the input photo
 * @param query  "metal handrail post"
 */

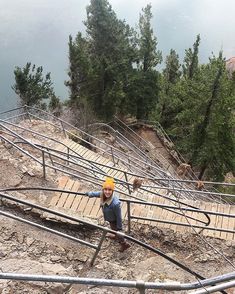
xmin=127 ymin=201 xmax=131 ymax=234
xmin=42 ymin=150 xmax=46 ymax=179
xmin=60 ymin=121 xmax=66 ymax=137
xmin=67 ymin=146 xmax=69 ymax=165
xmin=47 ymin=147 xmax=57 ymax=173
xmin=124 ymin=172 xmax=131 ymax=195
xmin=110 ymin=147 xmax=115 ymax=166
xmin=90 ymin=230 xmax=107 ymax=266
xmin=137 ymin=280 xmax=145 ymax=293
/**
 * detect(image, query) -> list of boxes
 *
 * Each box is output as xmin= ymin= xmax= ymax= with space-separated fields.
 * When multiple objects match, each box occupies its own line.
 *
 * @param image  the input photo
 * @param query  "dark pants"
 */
xmin=109 ymin=221 xmax=125 ymax=243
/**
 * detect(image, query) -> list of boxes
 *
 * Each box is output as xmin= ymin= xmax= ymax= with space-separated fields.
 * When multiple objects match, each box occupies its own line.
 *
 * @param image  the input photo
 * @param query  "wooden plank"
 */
xmin=83 ymin=152 xmax=98 ymax=162
xmin=158 ymin=197 xmax=170 ymax=229
xmin=203 ymin=202 xmax=215 ymax=238
xmin=196 ymin=201 xmax=209 ymax=235
xmin=143 ymin=191 xmax=156 ymax=225
xmin=150 ymin=199 xmax=163 ymax=227
xmin=136 ymin=204 xmax=146 ymax=224
xmin=214 ymin=203 xmax=224 ymax=239
xmin=66 ymin=141 xmax=79 ymax=152
xmin=70 ymin=143 xmax=89 ymax=156
xmin=70 ymin=192 xmax=83 ymax=212
xmin=220 ymin=204 xmax=231 ymax=240
xmin=95 ymin=156 xmax=111 ymax=166
xmin=148 ymin=188 xmax=168 ymax=226
xmin=77 ymin=196 xmax=90 ymax=215
xmin=111 ymin=170 xmax=126 ymax=183
xmin=167 ymin=203 xmax=185 ymax=233
xmin=102 ymin=166 xmax=112 ymax=175
xmin=50 ymin=176 xmax=69 ymax=206
xmin=64 ymin=181 xmax=80 ymax=209
xmin=132 ymin=202 xmax=144 ymax=224
xmin=227 ymin=205 xmax=235 ymax=240
xmin=121 ymin=200 xmax=128 ymax=220
xmin=182 ymin=201 xmax=196 ymax=233
xmin=79 ymin=148 xmax=93 ymax=158
xmin=206 ymin=203 xmax=218 ymax=237
xmin=57 ymin=179 xmax=74 ymax=208
xmin=89 ymin=198 xmax=101 ymax=218
xmin=83 ymin=197 xmax=97 ymax=216
xmin=169 ymin=198 xmax=191 ymax=233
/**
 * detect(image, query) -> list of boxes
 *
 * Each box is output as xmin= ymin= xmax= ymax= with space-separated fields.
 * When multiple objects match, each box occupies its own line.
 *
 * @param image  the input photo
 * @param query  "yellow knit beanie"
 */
xmin=102 ymin=177 xmax=115 ymax=190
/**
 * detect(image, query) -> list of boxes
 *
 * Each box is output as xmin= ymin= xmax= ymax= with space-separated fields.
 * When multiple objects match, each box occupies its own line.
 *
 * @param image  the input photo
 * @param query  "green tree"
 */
xmin=134 ymin=4 xmax=162 ymax=120
xmin=189 ymin=52 xmax=235 ymax=180
xmin=159 ymin=49 xmax=181 ymax=128
xmin=48 ymin=94 xmax=62 ymax=116
xmin=65 ymin=34 xmax=91 ymax=107
xmin=163 ymin=49 xmax=181 ymax=85
xmin=167 ymin=36 xmax=202 ymax=152
xmin=173 ymin=52 xmax=235 ymax=181
xmin=182 ymin=34 xmax=200 ymax=79
xmin=12 ymin=62 xmax=56 ymax=108
xmin=84 ymin=0 xmax=135 ymax=119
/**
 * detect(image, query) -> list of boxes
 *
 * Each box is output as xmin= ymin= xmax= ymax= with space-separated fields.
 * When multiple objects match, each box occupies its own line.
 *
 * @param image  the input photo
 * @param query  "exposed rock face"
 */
xmin=226 ymin=56 xmax=235 ymax=76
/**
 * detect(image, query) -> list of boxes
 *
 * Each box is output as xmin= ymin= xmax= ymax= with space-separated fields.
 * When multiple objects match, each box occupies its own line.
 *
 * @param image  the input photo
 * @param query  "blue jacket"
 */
xmin=87 ymin=191 xmax=122 ymax=230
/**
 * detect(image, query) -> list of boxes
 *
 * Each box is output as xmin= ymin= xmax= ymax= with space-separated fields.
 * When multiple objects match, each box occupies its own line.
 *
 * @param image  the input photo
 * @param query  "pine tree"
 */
xmin=190 ymin=52 xmax=235 ymax=180
xmin=159 ymin=49 xmax=181 ymax=128
xmin=182 ymin=34 xmax=200 ymax=79
xmin=65 ymin=34 xmax=91 ymax=107
xmin=134 ymin=4 xmax=162 ymax=120
xmin=84 ymin=0 xmax=135 ymax=119
xmin=12 ymin=62 xmax=56 ymax=108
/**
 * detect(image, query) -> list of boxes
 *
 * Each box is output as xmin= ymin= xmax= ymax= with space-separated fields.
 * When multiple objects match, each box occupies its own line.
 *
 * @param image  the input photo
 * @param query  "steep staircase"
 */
xmin=1 ymin=106 xmax=234 ymax=241
xmin=49 ymin=138 xmax=235 ymax=241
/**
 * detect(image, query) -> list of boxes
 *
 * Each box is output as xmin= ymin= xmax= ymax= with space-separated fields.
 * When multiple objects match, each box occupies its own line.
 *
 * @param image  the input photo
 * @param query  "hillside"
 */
xmin=0 ymin=116 xmax=234 ymax=293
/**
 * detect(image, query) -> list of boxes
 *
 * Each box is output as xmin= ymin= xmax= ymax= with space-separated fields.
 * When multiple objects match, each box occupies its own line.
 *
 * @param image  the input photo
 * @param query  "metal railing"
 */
xmin=0 ymin=271 xmax=234 ymax=293
xmin=0 ymin=129 xmax=215 ymax=230
xmin=0 ymin=188 xmax=231 ymax=294
xmin=2 ymin=106 xmax=231 ymax=202
xmin=0 ymin=106 xmax=203 ymax=196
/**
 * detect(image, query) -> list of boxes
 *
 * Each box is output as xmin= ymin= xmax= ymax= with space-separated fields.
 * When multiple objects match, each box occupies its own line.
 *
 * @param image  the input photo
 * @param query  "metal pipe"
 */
xmin=0 ymin=191 xmax=213 ymax=283
xmin=152 ymin=176 xmax=235 ymax=188
xmin=127 ymin=201 xmax=131 ymax=234
xmin=144 ymin=184 xmax=235 ymax=199
xmin=0 ymin=106 xmax=24 ymax=115
xmin=0 ymin=193 xmax=230 ymax=294
xmin=90 ymin=230 xmax=107 ymax=266
xmin=42 ymin=150 xmax=46 ymax=179
xmin=0 ymin=120 xmax=88 ymax=167
xmin=124 ymin=171 xmax=131 ymax=195
xmin=0 ymin=271 xmax=233 ymax=291
xmin=0 ymin=135 xmax=41 ymax=165
xmin=1 ymin=186 xmax=215 ymax=226
xmin=0 ymin=209 xmax=97 ymax=249
xmin=1 ymin=187 xmax=227 ymax=218
xmin=131 ymin=215 xmax=235 ymax=233
xmin=190 ymin=280 xmax=235 ymax=294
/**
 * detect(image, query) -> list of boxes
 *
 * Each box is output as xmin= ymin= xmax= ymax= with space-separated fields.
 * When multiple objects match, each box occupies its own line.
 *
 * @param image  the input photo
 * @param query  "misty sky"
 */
xmin=1 ymin=0 xmax=235 ymax=111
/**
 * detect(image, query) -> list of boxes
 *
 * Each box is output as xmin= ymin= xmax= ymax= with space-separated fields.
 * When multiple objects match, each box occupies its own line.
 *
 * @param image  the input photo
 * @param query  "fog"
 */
xmin=1 ymin=0 xmax=234 ymax=111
